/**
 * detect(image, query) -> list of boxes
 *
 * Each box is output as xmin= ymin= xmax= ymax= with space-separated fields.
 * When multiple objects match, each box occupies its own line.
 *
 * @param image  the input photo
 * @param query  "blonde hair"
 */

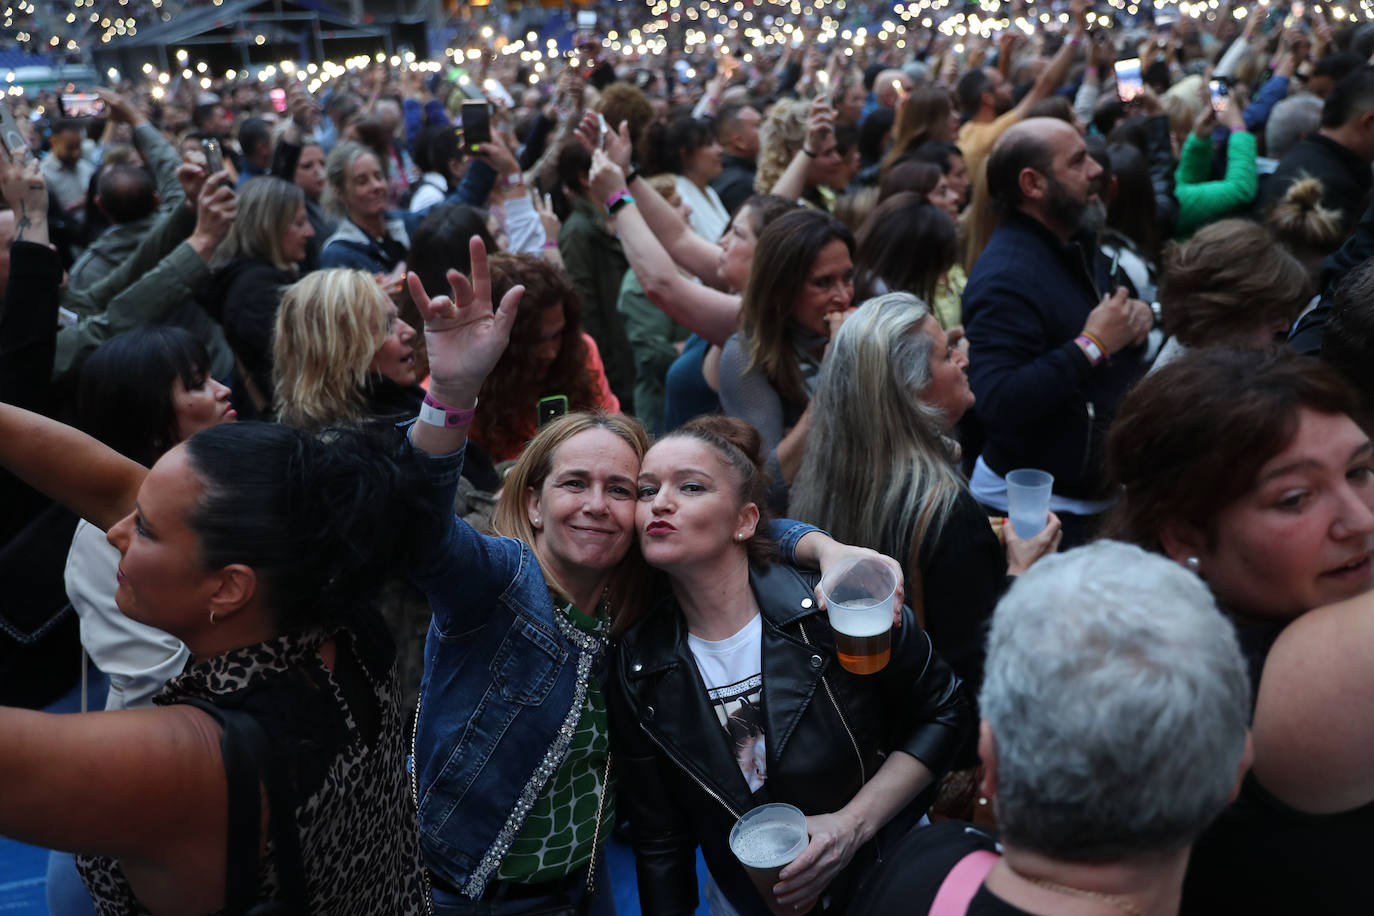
xmin=646 ymin=173 xmax=681 ymax=206
xmin=833 ymin=186 xmax=880 ymax=232
xmin=492 ymin=411 xmax=654 ymax=633
xmin=754 ymin=98 xmax=810 ymax=194
xmin=1265 ymin=176 xmax=1344 ymax=254
xmin=272 ymin=269 xmax=392 ymax=431
xmin=213 ymin=175 xmax=305 ymax=272
xmin=1160 ymin=76 xmax=1206 ymax=141
xmin=792 ymin=293 xmax=965 ymax=613
xmin=323 ymin=140 xmax=380 ymax=219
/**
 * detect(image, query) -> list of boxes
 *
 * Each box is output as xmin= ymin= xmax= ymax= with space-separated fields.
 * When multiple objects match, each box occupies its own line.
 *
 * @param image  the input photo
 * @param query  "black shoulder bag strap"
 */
xmin=180 ymin=698 xmax=312 ymax=916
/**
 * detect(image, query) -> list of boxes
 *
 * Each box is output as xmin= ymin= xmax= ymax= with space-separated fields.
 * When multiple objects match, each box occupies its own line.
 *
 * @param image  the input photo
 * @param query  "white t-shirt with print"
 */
xmin=687 ymin=613 xmax=768 ymax=793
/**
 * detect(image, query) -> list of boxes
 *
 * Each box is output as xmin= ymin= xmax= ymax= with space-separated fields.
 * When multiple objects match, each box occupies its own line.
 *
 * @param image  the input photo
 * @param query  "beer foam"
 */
xmin=829 ymin=599 xmax=891 ymax=637
xmin=731 ymin=822 xmax=808 ymax=868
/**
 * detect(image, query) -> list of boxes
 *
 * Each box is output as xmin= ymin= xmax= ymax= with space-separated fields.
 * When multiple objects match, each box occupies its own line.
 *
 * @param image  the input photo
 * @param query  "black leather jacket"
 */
xmin=606 ymin=561 xmax=972 ymax=916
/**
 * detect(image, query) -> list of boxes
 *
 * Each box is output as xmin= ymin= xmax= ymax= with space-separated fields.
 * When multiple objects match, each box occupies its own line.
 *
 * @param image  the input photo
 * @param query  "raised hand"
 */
xmin=187 ymin=174 xmax=237 ymax=261
xmin=588 ymin=148 xmax=627 ymax=208
xmin=176 ymin=161 xmax=208 ymax=211
xmin=533 ymin=190 xmax=561 ymax=240
xmin=1 ymin=152 xmax=49 ymax=246
xmin=604 ymin=118 xmax=633 ymax=171
xmin=405 ymin=235 xmax=523 ymax=405
xmin=94 ymin=88 xmax=144 ymax=127
xmin=805 ymin=98 xmax=835 ymax=155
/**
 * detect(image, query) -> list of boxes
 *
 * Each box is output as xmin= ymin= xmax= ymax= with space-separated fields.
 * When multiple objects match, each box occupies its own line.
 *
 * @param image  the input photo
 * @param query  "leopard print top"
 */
xmin=75 ymin=625 xmax=427 ymax=915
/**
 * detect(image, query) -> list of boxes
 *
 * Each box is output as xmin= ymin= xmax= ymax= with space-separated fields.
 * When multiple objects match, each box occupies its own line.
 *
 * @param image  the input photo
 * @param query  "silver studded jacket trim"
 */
xmin=461 ymin=610 xmax=605 ymax=897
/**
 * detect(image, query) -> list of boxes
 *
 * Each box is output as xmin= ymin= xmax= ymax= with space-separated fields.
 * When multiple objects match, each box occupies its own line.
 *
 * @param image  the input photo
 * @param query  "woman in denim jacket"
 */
xmin=404 ymin=240 xmax=901 ymax=915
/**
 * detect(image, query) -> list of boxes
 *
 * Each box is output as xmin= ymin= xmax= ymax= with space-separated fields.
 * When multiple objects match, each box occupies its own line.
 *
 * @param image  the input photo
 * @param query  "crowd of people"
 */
xmin=1 ymin=0 xmax=1374 ymax=913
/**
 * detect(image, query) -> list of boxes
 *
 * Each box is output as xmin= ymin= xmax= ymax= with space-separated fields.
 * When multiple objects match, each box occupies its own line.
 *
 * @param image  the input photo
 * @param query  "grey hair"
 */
xmin=980 ymin=541 xmax=1251 ymax=863
xmin=210 ymin=175 xmax=304 ymax=273
xmin=901 ymin=61 xmax=931 ymax=87
xmin=1265 ymin=95 xmax=1324 ymax=161
xmin=324 ymin=140 xmax=379 ymax=219
xmin=791 ymin=292 xmax=963 ymax=571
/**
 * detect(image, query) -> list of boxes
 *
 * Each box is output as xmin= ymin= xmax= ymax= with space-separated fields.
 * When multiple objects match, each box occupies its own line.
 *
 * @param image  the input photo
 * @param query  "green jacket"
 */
xmin=68 ymin=122 xmax=187 ymax=292
xmin=55 ymin=203 xmax=226 ymax=384
xmin=1174 ymin=129 xmax=1258 ymax=238
xmin=617 ymin=269 xmax=688 ymax=434
xmin=558 ymin=197 xmax=634 ymax=411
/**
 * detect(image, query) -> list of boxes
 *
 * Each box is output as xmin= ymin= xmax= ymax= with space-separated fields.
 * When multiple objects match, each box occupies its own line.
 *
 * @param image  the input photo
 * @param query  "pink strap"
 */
xmin=929 ymin=849 xmax=999 ymax=916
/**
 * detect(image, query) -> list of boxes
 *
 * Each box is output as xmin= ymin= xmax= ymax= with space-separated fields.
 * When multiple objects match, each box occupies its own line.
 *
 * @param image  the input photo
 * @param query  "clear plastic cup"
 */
xmin=729 ymin=803 xmax=811 ymax=916
xmin=818 ymin=557 xmax=898 ymax=675
xmin=1006 ymin=468 xmax=1054 ymax=538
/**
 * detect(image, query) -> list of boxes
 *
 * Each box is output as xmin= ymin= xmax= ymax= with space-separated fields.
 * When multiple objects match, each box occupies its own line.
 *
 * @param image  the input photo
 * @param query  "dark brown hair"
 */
xmin=1158 ymin=220 xmax=1310 ymax=349
xmin=854 ymin=192 xmax=958 ymax=304
xmin=668 ymin=415 xmax=775 ymax=567
xmin=472 ymin=254 xmax=602 ymax=459
xmin=878 ymin=159 xmax=943 ymax=203
xmin=739 ymin=209 xmax=855 ymax=408
xmin=1103 ymin=347 xmax=1359 ymax=554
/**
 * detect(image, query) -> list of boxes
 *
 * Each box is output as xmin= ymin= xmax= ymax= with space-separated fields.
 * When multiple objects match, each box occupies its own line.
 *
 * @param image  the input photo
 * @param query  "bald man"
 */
xmin=960 ymin=118 xmax=1152 ymax=546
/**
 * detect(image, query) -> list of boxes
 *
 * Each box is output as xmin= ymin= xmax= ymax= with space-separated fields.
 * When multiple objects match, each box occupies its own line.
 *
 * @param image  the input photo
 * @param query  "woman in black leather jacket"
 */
xmin=608 ymin=415 xmax=971 ymax=916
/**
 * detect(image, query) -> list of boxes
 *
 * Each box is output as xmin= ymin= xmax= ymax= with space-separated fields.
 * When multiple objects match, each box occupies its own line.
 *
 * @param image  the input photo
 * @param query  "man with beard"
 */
xmin=961 ymin=118 xmax=1153 ymax=547
xmin=955 ymin=0 xmax=1087 ymax=184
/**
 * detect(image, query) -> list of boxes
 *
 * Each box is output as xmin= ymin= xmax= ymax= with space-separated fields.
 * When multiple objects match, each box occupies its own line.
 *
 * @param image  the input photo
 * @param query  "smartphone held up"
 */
xmin=1114 ymin=58 xmax=1144 ymax=103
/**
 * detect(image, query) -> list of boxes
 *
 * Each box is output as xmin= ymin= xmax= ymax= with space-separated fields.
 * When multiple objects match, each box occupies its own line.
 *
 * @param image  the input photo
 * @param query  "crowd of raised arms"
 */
xmin=1 ymin=0 xmax=1373 ymax=913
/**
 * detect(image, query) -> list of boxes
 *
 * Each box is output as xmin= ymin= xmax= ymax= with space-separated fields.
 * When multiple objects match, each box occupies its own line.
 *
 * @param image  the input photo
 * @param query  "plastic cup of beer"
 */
xmin=1006 ymin=468 xmax=1054 ymax=538
xmin=729 ymin=803 xmax=811 ymax=916
xmin=819 ymin=557 xmax=898 ymax=675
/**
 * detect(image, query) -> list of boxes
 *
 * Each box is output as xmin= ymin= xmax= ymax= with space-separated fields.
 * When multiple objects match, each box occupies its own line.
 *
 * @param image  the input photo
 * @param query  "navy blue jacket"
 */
xmin=962 ymin=211 xmax=1144 ymax=500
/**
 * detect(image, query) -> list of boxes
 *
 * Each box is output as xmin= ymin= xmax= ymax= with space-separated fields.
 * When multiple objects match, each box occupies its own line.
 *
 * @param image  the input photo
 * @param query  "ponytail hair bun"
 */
xmin=1265 ymin=176 xmax=1344 ymax=251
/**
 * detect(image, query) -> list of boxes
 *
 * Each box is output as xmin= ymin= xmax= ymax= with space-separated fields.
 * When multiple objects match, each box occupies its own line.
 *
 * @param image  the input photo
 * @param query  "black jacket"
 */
xmin=203 ymin=256 xmax=296 ymax=419
xmin=711 ymin=153 xmax=758 ymax=216
xmin=607 ymin=561 xmax=971 ymax=916
xmin=963 ymin=211 xmax=1145 ymax=500
xmin=1258 ymin=132 xmax=1372 ymax=234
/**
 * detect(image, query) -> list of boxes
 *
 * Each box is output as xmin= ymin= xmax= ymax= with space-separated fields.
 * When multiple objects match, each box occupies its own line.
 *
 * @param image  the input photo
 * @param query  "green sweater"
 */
xmin=616 ymin=269 xmax=688 ymax=434
xmin=55 ymin=203 xmax=223 ymax=385
xmin=1173 ymin=129 xmax=1258 ymax=239
xmin=558 ymin=197 xmax=635 ymax=411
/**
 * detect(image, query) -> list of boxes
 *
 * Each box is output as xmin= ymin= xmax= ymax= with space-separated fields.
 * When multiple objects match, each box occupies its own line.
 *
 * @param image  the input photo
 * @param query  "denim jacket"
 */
xmin=407 ymin=441 xmax=821 ymax=897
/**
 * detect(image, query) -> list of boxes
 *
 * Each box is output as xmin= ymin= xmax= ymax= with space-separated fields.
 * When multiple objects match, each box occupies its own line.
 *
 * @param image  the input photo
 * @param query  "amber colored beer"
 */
xmin=834 ymin=628 xmax=892 ymax=675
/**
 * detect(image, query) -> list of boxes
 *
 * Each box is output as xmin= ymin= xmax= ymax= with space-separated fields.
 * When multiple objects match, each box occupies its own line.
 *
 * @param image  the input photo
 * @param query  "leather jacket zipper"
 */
xmin=798 ymin=622 xmax=866 ymax=785
xmin=640 ymin=722 xmax=742 ymax=821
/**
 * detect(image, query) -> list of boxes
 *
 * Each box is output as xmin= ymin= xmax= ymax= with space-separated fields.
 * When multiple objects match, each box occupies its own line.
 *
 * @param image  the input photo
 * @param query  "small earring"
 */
xmin=209 ymin=610 xmax=218 ymax=626
xmin=1185 ymin=556 xmax=1200 ymax=572
xmin=736 ymin=533 xmax=744 ymax=540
